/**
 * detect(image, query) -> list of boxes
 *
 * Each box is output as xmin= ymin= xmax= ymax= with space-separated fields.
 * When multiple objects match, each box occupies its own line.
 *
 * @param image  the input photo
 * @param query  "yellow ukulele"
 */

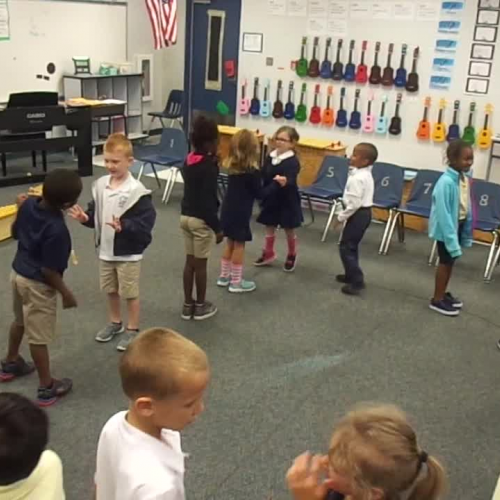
xmin=478 ymin=104 xmax=494 ymax=150
xmin=432 ymin=98 xmax=447 ymax=143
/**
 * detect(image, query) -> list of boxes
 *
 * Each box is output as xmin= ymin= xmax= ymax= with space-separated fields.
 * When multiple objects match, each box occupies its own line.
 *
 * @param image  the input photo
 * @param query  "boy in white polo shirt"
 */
xmin=95 ymin=327 xmax=210 ymax=500
xmin=69 ymin=134 xmax=156 ymax=351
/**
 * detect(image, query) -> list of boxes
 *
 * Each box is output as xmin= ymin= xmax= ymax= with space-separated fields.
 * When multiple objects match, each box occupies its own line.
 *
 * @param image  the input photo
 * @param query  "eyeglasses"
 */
xmin=275 ymin=137 xmax=292 ymax=143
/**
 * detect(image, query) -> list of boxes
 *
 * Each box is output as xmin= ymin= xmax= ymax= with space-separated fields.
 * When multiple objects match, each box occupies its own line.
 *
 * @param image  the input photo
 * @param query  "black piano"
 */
xmin=0 ymin=91 xmax=92 ymax=187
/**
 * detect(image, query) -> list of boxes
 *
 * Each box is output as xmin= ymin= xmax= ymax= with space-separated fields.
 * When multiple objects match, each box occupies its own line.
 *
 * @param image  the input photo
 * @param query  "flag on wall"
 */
xmin=145 ymin=0 xmax=178 ymax=50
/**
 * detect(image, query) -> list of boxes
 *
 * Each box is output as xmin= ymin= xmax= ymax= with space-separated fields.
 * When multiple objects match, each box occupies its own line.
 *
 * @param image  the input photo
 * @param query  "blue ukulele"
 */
xmin=394 ymin=44 xmax=408 ymax=88
xmin=320 ymin=37 xmax=333 ymax=78
xmin=249 ymin=77 xmax=260 ymax=116
xmin=344 ymin=40 xmax=356 ymax=82
xmin=375 ymin=95 xmax=388 ymax=134
xmin=446 ymin=100 xmax=461 ymax=142
xmin=348 ymin=89 xmax=362 ymax=130
xmin=283 ymin=82 xmax=295 ymax=120
xmin=335 ymin=87 xmax=348 ymax=128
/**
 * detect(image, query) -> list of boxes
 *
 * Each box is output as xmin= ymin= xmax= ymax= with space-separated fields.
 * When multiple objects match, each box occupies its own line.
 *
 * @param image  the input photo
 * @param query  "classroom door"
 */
xmin=184 ymin=0 xmax=242 ymax=131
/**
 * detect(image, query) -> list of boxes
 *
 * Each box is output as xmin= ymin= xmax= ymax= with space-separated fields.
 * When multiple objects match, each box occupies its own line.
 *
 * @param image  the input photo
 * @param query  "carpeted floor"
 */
xmin=1 ymin=159 xmax=500 ymax=500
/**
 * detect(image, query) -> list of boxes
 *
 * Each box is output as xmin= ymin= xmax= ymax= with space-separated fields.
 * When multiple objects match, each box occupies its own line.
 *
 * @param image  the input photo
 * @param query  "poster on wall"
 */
xmin=0 ymin=0 xmax=10 ymax=41
xmin=309 ymin=0 xmax=327 ymax=17
xmin=479 ymin=0 xmax=500 ymax=8
xmin=288 ymin=0 xmax=307 ymax=16
xmin=328 ymin=0 xmax=348 ymax=18
xmin=350 ymin=1 xmax=371 ymax=18
xmin=393 ymin=2 xmax=415 ymax=21
xmin=441 ymin=1 xmax=465 ymax=17
xmin=465 ymin=77 xmax=490 ymax=95
xmin=416 ymin=2 xmax=440 ymax=22
xmin=327 ymin=18 xmax=347 ymax=36
xmin=268 ymin=0 xmax=287 ymax=15
xmin=371 ymin=2 xmax=392 ymax=20
xmin=307 ymin=17 xmax=327 ymax=34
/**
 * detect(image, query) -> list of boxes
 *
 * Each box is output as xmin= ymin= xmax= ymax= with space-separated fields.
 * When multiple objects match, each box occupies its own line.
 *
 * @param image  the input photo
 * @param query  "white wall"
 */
xmin=236 ymin=0 xmax=500 ymax=182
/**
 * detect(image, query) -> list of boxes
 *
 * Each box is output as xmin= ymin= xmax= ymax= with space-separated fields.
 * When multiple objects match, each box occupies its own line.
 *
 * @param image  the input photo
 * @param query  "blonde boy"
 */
xmin=69 ymin=134 xmax=156 ymax=351
xmin=95 ymin=328 xmax=210 ymax=500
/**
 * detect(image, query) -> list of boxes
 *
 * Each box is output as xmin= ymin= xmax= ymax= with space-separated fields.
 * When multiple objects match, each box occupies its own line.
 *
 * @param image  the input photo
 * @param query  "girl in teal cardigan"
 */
xmin=429 ymin=140 xmax=474 ymax=317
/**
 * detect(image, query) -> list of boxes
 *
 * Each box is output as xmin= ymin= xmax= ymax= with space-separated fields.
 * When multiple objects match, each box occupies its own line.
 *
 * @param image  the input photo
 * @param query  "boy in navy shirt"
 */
xmin=0 ymin=169 xmax=82 ymax=406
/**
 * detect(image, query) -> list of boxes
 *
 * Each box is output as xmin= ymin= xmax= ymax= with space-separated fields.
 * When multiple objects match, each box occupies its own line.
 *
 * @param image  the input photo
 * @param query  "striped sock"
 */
xmin=264 ymin=235 xmax=276 ymax=256
xmin=287 ymin=235 xmax=297 ymax=256
xmin=220 ymin=258 xmax=231 ymax=278
xmin=231 ymin=264 xmax=243 ymax=285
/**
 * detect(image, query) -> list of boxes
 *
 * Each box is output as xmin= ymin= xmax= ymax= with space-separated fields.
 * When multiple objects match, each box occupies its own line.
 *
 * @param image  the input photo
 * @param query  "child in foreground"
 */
xmin=1 ymin=169 xmax=82 ymax=406
xmin=218 ymin=129 xmax=286 ymax=293
xmin=286 ymin=403 xmax=447 ymax=500
xmin=95 ymin=327 xmax=210 ymax=500
xmin=335 ymin=143 xmax=378 ymax=295
xmin=69 ymin=133 xmax=156 ymax=351
xmin=428 ymin=139 xmax=473 ymax=317
xmin=0 ymin=392 xmax=65 ymax=499
xmin=180 ymin=115 xmax=223 ymax=320
xmin=255 ymin=126 xmax=303 ymax=272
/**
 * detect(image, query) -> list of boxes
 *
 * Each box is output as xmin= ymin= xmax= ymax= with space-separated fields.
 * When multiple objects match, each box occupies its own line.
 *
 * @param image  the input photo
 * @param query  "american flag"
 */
xmin=145 ymin=0 xmax=178 ymax=50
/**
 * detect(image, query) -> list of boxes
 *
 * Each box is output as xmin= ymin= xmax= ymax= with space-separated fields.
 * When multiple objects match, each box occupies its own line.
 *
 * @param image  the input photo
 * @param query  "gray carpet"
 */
xmin=1 ymin=161 xmax=500 ymax=500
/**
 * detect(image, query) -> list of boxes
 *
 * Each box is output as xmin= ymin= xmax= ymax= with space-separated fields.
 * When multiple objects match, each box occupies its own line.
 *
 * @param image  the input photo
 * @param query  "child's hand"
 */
xmin=62 ymin=290 xmax=78 ymax=309
xmin=106 ymin=215 xmax=122 ymax=233
xmin=68 ymin=205 xmax=89 ymax=223
xmin=286 ymin=452 xmax=330 ymax=500
xmin=332 ymin=218 xmax=343 ymax=230
xmin=15 ymin=194 xmax=28 ymax=207
xmin=274 ymin=175 xmax=287 ymax=187
xmin=216 ymin=232 xmax=224 ymax=244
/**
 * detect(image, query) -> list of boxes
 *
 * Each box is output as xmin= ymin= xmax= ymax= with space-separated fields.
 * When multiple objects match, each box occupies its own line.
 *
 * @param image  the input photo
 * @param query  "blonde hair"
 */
xmin=119 ymin=328 xmax=209 ymax=400
xmin=224 ymin=129 xmax=260 ymax=174
xmin=104 ymin=133 xmax=134 ymax=158
xmin=328 ymin=404 xmax=447 ymax=500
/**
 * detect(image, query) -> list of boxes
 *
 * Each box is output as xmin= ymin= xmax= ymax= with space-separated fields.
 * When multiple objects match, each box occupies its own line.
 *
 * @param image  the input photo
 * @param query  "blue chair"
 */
xmin=135 ymin=128 xmax=188 ymax=204
xmin=382 ymin=169 xmax=442 ymax=255
xmin=300 ymin=155 xmax=349 ymax=242
xmin=147 ymin=90 xmax=184 ymax=133
xmin=372 ymin=162 xmax=405 ymax=255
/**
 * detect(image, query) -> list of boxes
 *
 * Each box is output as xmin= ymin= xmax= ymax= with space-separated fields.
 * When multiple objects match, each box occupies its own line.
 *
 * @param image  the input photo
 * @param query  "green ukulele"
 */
xmin=295 ymin=83 xmax=308 ymax=123
xmin=296 ymin=37 xmax=308 ymax=77
xmin=462 ymin=101 xmax=476 ymax=146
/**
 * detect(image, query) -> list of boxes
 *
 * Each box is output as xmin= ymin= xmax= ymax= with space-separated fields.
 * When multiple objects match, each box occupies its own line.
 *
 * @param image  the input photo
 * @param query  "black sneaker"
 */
xmin=445 ymin=292 xmax=463 ymax=309
xmin=181 ymin=303 xmax=195 ymax=320
xmin=429 ymin=299 xmax=459 ymax=317
xmin=194 ymin=301 xmax=218 ymax=321
xmin=254 ymin=252 xmax=276 ymax=267
xmin=37 ymin=378 xmax=73 ymax=407
xmin=341 ymin=284 xmax=365 ymax=296
xmin=336 ymin=274 xmax=349 ymax=284
xmin=0 ymin=356 xmax=35 ymax=382
xmin=283 ymin=254 xmax=297 ymax=272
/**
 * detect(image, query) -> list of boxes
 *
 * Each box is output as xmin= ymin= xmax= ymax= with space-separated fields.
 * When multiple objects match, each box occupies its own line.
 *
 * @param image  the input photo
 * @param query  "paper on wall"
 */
xmin=350 ymin=1 xmax=371 ymax=19
xmin=308 ymin=16 xmax=327 ymax=34
xmin=328 ymin=0 xmax=348 ymax=18
xmin=327 ymin=18 xmax=348 ymax=36
xmin=441 ymin=1 xmax=465 ymax=17
xmin=268 ymin=0 xmax=287 ymax=15
xmin=430 ymin=75 xmax=451 ymax=90
xmin=438 ymin=20 xmax=461 ymax=33
xmin=435 ymin=39 xmax=458 ymax=53
xmin=288 ymin=0 xmax=308 ymax=16
xmin=393 ymin=2 xmax=415 ymax=21
xmin=0 ymin=0 xmax=10 ymax=41
xmin=416 ymin=2 xmax=439 ymax=22
xmin=372 ymin=2 xmax=392 ymax=19
xmin=432 ymin=57 xmax=455 ymax=73
xmin=309 ymin=0 xmax=327 ymax=18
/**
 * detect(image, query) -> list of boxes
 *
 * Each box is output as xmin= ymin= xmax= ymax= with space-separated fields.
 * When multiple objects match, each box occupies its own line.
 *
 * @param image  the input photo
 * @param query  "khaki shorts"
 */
xmin=11 ymin=271 xmax=57 ymax=345
xmin=99 ymin=260 xmax=141 ymax=299
xmin=180 ymin=216 xmax=214 ymax=259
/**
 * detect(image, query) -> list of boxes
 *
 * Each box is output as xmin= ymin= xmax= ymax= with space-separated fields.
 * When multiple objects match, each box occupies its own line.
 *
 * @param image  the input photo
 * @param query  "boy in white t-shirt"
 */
xmin=0 ymin=392 xmax=65 ymax=500
xmin=95 ymin=327 xmax=210 ymax=500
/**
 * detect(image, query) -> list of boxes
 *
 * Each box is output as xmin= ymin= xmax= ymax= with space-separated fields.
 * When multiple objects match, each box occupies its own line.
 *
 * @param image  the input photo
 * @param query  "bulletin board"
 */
xmin=237 ymin=0 xmax=500 ymax=181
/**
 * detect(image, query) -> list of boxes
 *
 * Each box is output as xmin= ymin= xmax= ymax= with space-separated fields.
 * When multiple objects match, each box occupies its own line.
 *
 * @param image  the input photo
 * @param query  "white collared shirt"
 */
xmin=270 ymin=149 xmax=295 ymax=165
xmin=337 ymin=166 xmax=374 ymax=222
xmin=459 ymin=174 xmax=469 ymax=221
xmin=99 ymin=174 xmax=142 ymax=262
xmin=95 ymin=411 xmax=186 ymax=500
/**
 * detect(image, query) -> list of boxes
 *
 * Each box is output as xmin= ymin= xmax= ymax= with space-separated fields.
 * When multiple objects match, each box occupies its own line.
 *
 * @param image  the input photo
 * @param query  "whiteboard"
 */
xmin=0 ymin=0 xmax=127 ymax=102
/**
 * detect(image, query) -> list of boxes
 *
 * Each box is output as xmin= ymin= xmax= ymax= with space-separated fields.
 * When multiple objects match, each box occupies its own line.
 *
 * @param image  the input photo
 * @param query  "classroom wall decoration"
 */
xmin=0 ymin=0 xmax=10 ymax=41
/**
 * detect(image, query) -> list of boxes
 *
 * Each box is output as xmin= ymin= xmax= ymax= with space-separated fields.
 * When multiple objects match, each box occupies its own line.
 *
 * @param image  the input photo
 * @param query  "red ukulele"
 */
xmin=309 ymin=84 xmax=322 ymax=124
xmin=355 ymin=41 xmax=369 ymax=84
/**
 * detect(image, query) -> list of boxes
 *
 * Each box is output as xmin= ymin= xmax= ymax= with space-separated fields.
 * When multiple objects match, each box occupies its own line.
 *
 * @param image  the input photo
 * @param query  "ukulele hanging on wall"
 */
xmin=394 ymin=44 xmax=408 ymax=88
xmin=249 ymin=77 xmax=260 ymax=116
xmin=478 ymin=104 xmax=493 ymax=150
xmin=381 ymin=43 xmax=395 ymax=87
xmin=356 ymin=41 xmax=369 ymax=84
xmin=272 ymin=80 xmax=284 ymax=119
xmin=309 ymin=84 xmax=322 ymax=124
xmin=260 ymin=79 xmax=272 ymax=118
xmin=295 ymin=83 xmax=308 ymax=123
xmin=349 ymin=89 xmax=362 ymax=130
xmin=462 ymin=102 xmax=476 ymax=146
xmin=416 ymin=97 xmax=432 ymax=140
xmin=405 ymin=47 xmax=420 ymax=93
xmin=375 ymin=95 xmax=388 ymax=134
xmin=369 ymin=42 xmax=382 ymax=85
xmin=332 ymin=39 xmax=344 ymax=81
xmin=308 ymin=37 xmax=320 ymax=78
xmin=446 ymin=100 xmax=460 ymax=142
xmin=389 ymin=93 xmax=403 ymax=136
xmin=239 ymin=79 xmax=250 ymax=116
xmin=296 ymin=37 xmax=308 ymax=77
xmin=284 ymin=82 xmax=296 ymax=120
xmin=322 ymin=85 xmax=335 ymax=127
xmin=432 ymin=99 xmax=447 ymax=143
xmin=335 ymin=87 xmax=348 ymax=128
xmin=320 ymin=37 xmax=333 ymax=79
xmin=344 ymin=40 xmax=356 ymax=82
xmin=362 ymin=92 xmax=375 ymax=133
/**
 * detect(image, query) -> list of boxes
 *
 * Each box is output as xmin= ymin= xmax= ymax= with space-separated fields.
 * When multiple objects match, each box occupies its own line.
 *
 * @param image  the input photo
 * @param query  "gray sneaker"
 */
xmin=116 ymin=330 xmax=139 ymax=352
xmin=181 ymin=303 xmax=195 ymax=320
xmin=194 ymin=301 xmax=218 ymax=321
xmin=95 ymin=323 xmax=125 ymax=343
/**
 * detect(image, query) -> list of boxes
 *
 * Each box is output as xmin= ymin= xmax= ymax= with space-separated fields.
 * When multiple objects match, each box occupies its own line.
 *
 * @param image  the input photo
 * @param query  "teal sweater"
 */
xmin=428 ymin=167 xmax=473 ymax=258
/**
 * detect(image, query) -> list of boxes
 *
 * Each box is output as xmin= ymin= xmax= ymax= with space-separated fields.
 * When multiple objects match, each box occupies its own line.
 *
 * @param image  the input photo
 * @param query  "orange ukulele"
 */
xmin=478 ymin=104 xmax=494 ymax=150
xmin=416 ymin=97 xmax=432 ymax=141
xmin=322 ymin=85 xmax=335 ymax=127
xmin=432 ymin=98 xmax=447 ymax=143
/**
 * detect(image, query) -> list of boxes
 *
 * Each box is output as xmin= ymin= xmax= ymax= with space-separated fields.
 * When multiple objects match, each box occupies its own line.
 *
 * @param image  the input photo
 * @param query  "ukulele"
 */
xmin=478 ymin=104 xmax=493 ymax=150
xmin=239 ymin=79 xmax=250 ymax=115
xmin=405 ymin=47 xmax=420 ymax=93
xmin=284 ymin=82 xmax=296 ymax=120
xmin=394 ymin=44 xmax=408 ymax=88
xmin=381 ymin=43 xmax=395 ymax=87
xmin=375 ymin=96 xmax=388 ymax=134
xmin=432 ymin=99 xmax=447 ymax=143
xmin=295 ymin=83 xmax=308 ymax=123
xmin=335 ymin=87 xmax=348 ymax=128
xmin=446 ymin=100 xmax=460 ymax=142
xmin=355 ymin=41 xmax=369 ymax=84
xmin=322 ymin=85 xmax=335 ymax=127
xmin=344 ymin=40 xmax=356 ymax=82
xmin=309 ymin=84 xmax=322 ymax=124
xmin=296 ymin=37 xmax=308 ymax=77
xmin=462 ymin=102 xmax=476 ymax=146
xmin=332 ymin=39 xmax=344 ymax=81
xmin=369 ymin=42 xmax=382 ymax=85
xmin=388 ymin=93 xmax=403 ymax=136
xmin=320 ymin=37 xmax=333 ymax=79
xmin=249 ymin=77 xmax=260 ymax=116
xmin=349 ymin=89 xmax=362 ymax=130
xmin=308 ymin=37 xmax=320 ymax=78
xmin=260 ymin=79 xmax=272 ymax=118
xmin=272 ymin=80 xmax=284 ymax=119
xmin=362 ymin=92 xmax=375 ymax=133
xmin=416 ymin=97 xmax=431 ymax=140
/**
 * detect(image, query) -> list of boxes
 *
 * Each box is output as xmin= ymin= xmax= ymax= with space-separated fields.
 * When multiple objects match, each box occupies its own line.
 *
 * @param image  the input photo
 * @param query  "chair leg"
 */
xmin=162 ymin=169 xmax=173 ymax=204
xmin=378 ymin=210 xmax=393 ymax=255
xmin=382 ymin=212 xmax=401 ymax=255
xmin=146 ymin=117 xmax=156 ymax=135
xmin=487 ymin=234 xmax=500 ymax=282
xmin=42 ymin=151 xmax=47 ymax=172
xmin=151 ymin=164 xmax=161 ymax=188
xmin=31 ymin=151 xmax=37 ymax=168
xmin=1 ymin=153 xmax=6 ymax=177
xmin=137 ymin=164 xmax=145 ymax=181
xmin=398 ymin=213 xmax=405 ymax=243
xmin=428 ymin=240 xmax=437 ymax=266
xmin=321 ymin=201 xmax=337 ymax=243
xmin=307 ymin=195 xmax=315 ymax=224
xmin=484 ymin=232 xmax=499 ymax=281
xmin=164 ymin=168 xmax=179 ymax=204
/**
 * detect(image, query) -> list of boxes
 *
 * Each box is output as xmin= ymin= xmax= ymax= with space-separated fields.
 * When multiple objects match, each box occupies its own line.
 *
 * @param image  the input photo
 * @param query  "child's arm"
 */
xmin=281 ymin=157 xmax=301 ymax=186
xmin=434 ymin=183 xmax=462 ymax=257
xmin=200 ymin=164 xmax=222 ymax=235
xmin=118 ymin=196 xmax=156 ymax=238
xmin=41 ymin=269 xmax=77 ymax=309
xmin=68 ymin=201 xmax=95 ymax=228
xmin=337 ymin=178 xmax=364 ymax=223
xmin=11 ymin=194 xmax=28 ymax=240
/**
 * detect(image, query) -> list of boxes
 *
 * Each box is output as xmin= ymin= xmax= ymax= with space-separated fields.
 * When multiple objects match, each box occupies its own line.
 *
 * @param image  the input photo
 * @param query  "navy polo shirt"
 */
xmin=12 ymin=197 xmax=72 ymax=283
